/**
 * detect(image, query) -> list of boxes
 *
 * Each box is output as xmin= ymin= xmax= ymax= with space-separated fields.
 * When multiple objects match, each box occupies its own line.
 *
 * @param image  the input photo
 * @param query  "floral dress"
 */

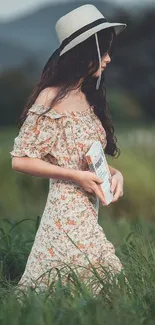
xmin=10 ymin=103 xmax=124 ymax=293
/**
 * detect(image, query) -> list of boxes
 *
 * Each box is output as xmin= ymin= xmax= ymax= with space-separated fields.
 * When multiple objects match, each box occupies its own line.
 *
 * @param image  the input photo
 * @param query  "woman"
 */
xmin=10 ymin=4 xmax=127 ymax=294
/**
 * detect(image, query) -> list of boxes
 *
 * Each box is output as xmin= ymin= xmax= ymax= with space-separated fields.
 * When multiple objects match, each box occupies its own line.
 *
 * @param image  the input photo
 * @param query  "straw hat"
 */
xmin=44 ymin=4 xmax=127 ymax=89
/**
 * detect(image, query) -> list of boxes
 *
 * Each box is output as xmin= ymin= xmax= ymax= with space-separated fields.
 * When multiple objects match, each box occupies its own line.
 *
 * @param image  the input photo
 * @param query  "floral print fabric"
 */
xmin=10 ymin=103 xmax=124 ymax=293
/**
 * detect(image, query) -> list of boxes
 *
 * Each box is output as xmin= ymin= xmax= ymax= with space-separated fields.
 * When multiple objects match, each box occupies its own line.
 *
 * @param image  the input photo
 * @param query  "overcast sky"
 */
xmin=0 ymin=0 xmax=153 ymax=21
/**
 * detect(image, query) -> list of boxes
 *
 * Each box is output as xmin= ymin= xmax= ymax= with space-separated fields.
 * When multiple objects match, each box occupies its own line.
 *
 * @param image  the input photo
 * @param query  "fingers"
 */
xmin=112 ymin=183 xmax=123 ymax=202
xmin=92 ymin=183 xmax=105 ymax=204
xmin=91 ymin=173 xmax=104 ymax=184
xmin=110 ymin=176 xmax=117 ymax=193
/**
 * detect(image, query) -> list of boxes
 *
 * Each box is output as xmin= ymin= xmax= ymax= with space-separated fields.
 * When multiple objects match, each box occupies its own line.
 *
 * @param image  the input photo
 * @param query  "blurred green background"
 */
xmin=1 ymin=1 xmax=155 ymax=322
xmin=1 ymin=0 xmax=155 ymax=224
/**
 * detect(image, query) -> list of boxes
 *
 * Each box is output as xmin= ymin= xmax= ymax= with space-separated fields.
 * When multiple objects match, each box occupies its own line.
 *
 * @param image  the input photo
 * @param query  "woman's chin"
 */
xmin=92 ymin=71 xmax=104 ymax=78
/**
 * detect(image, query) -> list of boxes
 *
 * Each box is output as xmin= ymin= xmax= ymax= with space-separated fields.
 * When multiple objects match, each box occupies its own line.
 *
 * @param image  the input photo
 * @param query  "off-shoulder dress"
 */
xmin=10 ymin=103 xmax=123 ymax=292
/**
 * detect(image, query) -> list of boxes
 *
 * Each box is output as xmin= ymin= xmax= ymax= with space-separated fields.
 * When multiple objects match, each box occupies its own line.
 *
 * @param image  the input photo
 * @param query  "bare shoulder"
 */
xmin=34 ymin=87 xmax=57 ymax=107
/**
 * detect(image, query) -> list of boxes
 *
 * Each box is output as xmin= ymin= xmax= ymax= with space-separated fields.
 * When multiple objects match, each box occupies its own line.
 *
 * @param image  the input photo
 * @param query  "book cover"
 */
xmin=85 ymin=141 xmax=113 ymax=206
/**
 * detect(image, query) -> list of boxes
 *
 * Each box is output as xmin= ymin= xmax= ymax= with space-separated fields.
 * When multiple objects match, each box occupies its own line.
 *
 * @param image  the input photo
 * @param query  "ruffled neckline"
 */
xmin=28 ymin=103 xmax=95 ymax=118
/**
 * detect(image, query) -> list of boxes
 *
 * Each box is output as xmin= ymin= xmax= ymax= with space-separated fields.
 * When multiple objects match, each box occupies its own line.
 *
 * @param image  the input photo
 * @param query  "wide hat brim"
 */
xmin=59 ymin=22 xmax=126 ymax=56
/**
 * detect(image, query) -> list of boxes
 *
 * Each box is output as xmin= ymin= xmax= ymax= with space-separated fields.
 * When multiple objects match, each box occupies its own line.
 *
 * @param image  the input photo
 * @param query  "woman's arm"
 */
xmin=108 ymin=165 xmax=118 ymax=176
xmin=108 ymin=165 xmax=123 ymax=180
xmin=12 ymin=157 xmax=79 ymax=182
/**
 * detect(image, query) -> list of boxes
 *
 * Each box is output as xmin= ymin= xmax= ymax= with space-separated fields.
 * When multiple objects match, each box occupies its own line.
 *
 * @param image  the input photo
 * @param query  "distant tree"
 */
xmin=0 ymin=68 xmax=34 ymax=126
xmin=108 ymin=7 xmax=155 ymax=120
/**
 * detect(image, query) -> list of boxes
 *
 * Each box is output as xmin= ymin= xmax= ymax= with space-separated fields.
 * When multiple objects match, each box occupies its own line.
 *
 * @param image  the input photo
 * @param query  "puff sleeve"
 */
xmin=10 ymin=103 xmax=65 ymax=160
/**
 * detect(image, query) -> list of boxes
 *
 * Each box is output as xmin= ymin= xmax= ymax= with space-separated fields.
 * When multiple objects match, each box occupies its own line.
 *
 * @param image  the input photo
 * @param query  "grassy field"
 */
xmin=1 ymin=215 xmax=155 ymax=324
xmin=0 ymin=124 xmax=155 ymax=324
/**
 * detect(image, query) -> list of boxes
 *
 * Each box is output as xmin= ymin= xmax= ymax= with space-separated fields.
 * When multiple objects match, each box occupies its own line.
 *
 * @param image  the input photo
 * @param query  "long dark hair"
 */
xmin=19 ymin=27 xmax=120 ymax=158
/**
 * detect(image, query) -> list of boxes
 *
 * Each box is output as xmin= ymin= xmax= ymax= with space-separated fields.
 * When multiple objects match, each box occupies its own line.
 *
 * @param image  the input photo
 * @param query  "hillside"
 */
xmin=0 ymin=1 xmax=117 ymax=69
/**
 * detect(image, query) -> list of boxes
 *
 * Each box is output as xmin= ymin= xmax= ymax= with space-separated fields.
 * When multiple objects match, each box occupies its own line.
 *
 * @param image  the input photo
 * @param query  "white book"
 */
xmin=85 ymin=141 xmax=113 ymax=206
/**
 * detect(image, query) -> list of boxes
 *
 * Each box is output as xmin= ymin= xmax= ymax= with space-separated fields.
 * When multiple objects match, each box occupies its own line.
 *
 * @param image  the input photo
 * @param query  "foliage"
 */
xmin=1 ymin=5 xmax=155 ymax=126
xmin=0 ymin=216 xmax=155 ymax=324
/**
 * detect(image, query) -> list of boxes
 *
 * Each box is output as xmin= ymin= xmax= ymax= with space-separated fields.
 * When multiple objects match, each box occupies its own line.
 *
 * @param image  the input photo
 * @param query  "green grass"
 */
xmin=1 ymin=124 xmax=155 ymax=323
xmin=0 ymin=216 xmax=155 ymax=324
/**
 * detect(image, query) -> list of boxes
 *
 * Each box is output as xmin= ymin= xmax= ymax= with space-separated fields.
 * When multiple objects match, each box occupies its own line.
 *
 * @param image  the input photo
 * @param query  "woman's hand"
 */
xmin=110 ymin=170 xmax=124 ymax=203
xmin=74 ymin=170 xmax=105 ymax=204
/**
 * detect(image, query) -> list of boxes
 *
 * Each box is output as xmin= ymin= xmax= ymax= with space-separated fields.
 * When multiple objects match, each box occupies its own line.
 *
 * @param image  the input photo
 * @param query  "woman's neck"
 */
xmin=68 ymin=78 xmax=84 ymax=97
